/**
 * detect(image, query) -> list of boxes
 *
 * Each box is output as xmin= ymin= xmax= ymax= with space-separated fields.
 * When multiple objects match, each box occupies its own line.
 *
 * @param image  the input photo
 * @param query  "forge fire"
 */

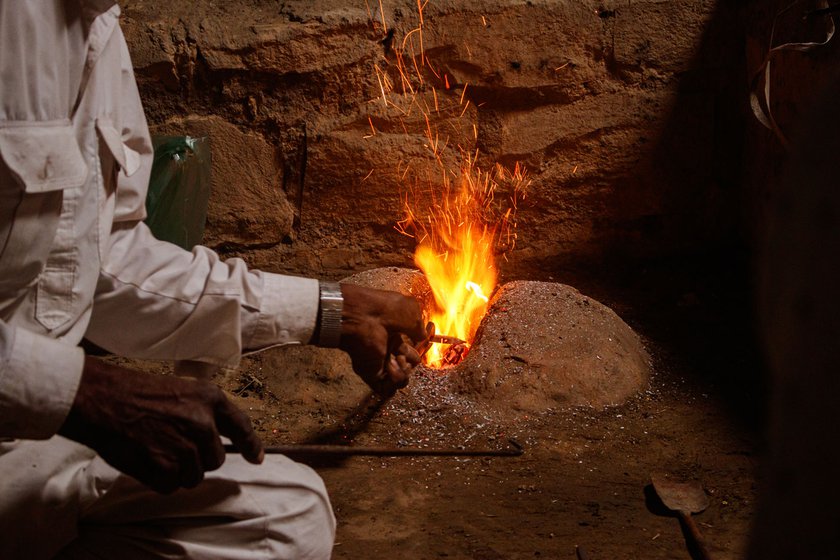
xmin=400 ymin=158 xmax=528 ymax=368
xmin=366 ymin=3 xmax=531 ymax=368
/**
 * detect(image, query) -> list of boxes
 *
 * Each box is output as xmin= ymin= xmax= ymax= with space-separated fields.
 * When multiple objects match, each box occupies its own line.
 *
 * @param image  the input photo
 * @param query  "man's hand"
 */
xmin=338 ymin=283 xmax=427 ymax=396
xmin=59 ymin=357 xmax=264 ymax=494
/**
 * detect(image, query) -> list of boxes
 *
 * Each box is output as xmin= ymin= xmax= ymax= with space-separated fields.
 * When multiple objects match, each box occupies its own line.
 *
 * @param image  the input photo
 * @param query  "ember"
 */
xmin=441 ymin=342 xmax=469 ymax=367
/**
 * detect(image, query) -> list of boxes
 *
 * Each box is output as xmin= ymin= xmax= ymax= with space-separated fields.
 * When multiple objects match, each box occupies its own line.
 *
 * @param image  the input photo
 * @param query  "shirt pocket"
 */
xmin=0 ymin=123 xmax=88 ymax=297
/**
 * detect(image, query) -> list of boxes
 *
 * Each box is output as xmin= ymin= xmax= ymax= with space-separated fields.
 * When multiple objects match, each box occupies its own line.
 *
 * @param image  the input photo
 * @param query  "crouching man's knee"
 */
xmin=250 ymin=455 xmax=336 ymax=560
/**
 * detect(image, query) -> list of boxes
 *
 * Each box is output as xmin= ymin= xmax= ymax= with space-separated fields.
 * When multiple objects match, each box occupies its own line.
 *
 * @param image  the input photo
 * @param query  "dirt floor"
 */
xmin=105 ymin=250 xmax=762 ymax=559
xmin=228 ymin=364 xmax=757 ymax=560
xmin=207 ymin=252 xmax=762 ymax=560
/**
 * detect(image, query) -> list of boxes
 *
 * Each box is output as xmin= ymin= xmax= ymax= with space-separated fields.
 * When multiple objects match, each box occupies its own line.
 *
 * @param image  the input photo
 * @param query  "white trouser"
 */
xmin=0 ymin=437 xmax=336 ymax=559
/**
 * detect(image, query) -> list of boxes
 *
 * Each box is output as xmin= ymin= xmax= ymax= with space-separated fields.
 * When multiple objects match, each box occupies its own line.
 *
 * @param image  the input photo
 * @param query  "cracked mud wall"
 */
xmin=120 ymin=0 xmax=745 ymax=278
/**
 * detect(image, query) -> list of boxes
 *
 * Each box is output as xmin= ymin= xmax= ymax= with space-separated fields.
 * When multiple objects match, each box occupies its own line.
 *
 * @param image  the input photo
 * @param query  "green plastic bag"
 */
xmin=144 ymin=136 xmax=211 ymax=250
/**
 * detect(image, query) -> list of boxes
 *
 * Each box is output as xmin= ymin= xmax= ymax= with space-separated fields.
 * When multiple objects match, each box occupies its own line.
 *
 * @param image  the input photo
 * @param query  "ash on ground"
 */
xmin=231 ymin=268 xmax=650 ymax=449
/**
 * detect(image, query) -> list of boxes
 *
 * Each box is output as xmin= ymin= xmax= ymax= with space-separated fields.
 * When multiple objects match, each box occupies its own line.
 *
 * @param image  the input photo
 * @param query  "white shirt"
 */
xmin=0 ymin=1 xmax=319 ymax=439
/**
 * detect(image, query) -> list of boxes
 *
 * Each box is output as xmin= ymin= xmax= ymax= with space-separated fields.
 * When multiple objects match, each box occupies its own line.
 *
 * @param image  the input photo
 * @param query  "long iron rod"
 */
xmin=224 ymin=440 xmax=523 ymax=458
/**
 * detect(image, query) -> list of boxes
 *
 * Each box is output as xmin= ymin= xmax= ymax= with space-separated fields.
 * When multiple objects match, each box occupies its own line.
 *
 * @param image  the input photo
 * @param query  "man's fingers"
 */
xmin=177 ymin=445 xmax=205 ymax=489
xmin=349 ymin=328 xmax=390 ymax=378
xmin=215 ymin=398 xmax=264 ymax=465
xmin=374 ymin=336 xmax=417 ymax=395
xmin=385 ymin=355 xmax=410 ymax=388
xmin=144 ymin=455 xmax=181 ymax=495
xmin=350 ymin=349 xmax=388 ymax=379
xmin=197 ymin=428 xmax=227 ymax=473
xmin=394 ymin=341 xmax=421 ymax=367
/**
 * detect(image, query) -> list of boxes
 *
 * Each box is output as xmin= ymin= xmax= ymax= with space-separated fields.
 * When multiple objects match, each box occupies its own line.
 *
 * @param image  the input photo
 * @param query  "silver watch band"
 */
xmin=317 ymin=281 xmax=343 ymax=347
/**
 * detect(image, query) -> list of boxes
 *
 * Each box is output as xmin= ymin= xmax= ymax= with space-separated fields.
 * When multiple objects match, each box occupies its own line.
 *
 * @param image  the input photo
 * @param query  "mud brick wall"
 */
xmin=120 ymin=0 xmax=746 ymax=278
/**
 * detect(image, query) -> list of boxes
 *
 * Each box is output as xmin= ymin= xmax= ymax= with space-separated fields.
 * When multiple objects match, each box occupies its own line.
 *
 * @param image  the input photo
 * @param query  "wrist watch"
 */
xmin=317 ymin=281 xmax=343 ymax=347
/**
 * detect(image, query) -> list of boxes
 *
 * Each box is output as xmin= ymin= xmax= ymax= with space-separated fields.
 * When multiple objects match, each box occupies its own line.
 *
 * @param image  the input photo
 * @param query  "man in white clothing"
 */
xmin=0 ymin=1 xmax=426 ymax=558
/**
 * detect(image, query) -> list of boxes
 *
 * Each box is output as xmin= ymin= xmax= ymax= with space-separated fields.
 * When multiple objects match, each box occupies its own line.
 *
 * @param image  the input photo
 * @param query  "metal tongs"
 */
xmin=414 ymin=322 xmax=466 ymax=358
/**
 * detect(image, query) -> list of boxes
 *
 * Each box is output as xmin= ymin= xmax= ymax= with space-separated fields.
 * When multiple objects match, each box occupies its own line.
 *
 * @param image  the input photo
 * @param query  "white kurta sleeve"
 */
xmin=86 ymin=225 xmax=319 ymax=367
xmin=0 ymin=321 xmax=85 ymax=439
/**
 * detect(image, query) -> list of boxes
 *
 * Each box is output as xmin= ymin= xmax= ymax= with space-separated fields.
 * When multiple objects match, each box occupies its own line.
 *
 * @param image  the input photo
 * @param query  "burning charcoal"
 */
xmin=442 ymin=343 xmax=469 ymax=366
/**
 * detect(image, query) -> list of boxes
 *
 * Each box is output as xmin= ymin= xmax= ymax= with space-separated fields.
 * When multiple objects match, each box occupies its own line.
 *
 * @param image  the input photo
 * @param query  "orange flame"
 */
xmin=366 ymin=1 xmax=528 ymax=367
xmin=399 ymin=157 xmax=527 ymax=367
xmin=414 ymin=191 xmax=496 ymax=365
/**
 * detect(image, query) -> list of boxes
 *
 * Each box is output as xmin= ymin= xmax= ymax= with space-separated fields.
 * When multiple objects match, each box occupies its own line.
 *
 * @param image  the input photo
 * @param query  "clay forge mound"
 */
xmin=260 ymin=268 xmax=649 ymax=429
xmin=344 ymin=267 xmax=432 ymax=310
xmin=450 ymin=281 xmax=651 ymax=413
xmin=347 ymin=269 xmax=651 ymax=413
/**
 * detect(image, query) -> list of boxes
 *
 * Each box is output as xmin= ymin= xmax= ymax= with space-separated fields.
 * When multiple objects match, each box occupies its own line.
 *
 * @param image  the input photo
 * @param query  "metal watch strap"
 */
xmin=317 ymin=281 xmax=343 ymax=347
